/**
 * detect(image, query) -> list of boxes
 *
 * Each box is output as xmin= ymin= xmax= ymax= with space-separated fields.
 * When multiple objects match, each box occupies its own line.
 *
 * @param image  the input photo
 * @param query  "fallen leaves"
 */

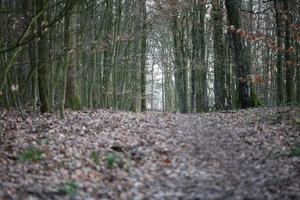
xmin=0 ymin=107 xmax=299 ymax=199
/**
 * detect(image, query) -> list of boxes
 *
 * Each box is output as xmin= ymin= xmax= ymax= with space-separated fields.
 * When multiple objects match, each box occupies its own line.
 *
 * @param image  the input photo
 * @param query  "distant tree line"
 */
xmin=0 ymin=0 xmax=299 ymax=116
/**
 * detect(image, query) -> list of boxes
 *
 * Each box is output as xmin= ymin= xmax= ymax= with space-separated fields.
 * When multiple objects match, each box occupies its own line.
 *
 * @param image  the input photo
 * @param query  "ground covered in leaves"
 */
xmin=0 ymin=107 xmax=300 ymax=200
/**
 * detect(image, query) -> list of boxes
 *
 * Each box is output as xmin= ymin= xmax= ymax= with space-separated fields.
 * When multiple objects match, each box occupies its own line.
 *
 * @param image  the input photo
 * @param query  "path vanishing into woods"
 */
xmin=0 ymin=107 xmax=300 ymax=200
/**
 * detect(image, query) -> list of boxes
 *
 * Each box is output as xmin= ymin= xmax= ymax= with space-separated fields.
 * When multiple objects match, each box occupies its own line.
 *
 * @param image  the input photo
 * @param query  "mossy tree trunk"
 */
xmin=60 ymin=0 xmax=79 ymax=118
xmin=65 ymin=0 xmax=81 ymax=110
xmin=36 ymin=0 xmax=50 ymax=113
xmin=140 ymin=0 xmax=147 ymax=112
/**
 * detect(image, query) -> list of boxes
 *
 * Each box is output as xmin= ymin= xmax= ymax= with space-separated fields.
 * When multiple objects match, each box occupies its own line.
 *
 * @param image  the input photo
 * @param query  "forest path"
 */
xmin=139 ymin=110 xmax=300 ymax=200
xmin=0 ymin=107 xmax=299 ymax=199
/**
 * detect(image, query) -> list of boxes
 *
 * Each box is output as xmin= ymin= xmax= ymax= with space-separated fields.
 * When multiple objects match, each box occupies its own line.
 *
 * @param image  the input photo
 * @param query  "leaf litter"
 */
xmin=0 ymin=107 xmax=299 ymax=199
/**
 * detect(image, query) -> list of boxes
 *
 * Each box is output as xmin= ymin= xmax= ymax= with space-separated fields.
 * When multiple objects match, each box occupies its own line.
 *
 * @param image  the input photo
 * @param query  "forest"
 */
xmin=0 ymin=0 xmax=300 ymax=199
xmin=0 ymin=0 xmax=299 ymax=114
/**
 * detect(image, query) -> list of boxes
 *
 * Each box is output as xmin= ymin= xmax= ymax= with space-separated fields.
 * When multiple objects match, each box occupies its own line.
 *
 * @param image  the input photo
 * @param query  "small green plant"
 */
xmin=289 ymin=144 xmax=300 ymax=157
xmin=59 ymin=181 xmax=78 ymax=198
xmin=90 ymin=151 xmax=100 ymax=165
xmin=105 ymin=152 xmax=117 ymax=169
xmin=294 ymin=118 xmax=300 ymax=125
xmin=18 ymin=146 xmax=44 ymax=162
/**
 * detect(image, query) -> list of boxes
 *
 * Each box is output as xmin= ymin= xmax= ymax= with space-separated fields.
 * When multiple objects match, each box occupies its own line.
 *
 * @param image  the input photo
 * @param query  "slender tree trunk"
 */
xmin=65 ymin=0 xmax=81 ymax=110
xmin=274 ymin=0 xmax=285 ymax=105
xmin=140 ymin=0 xmax=147 ymax=112
xmin=24 ymin=0 xmax=38 ymax=109
xmin=190 ymin=0 xmax=198 ymax=112
xmin=212 ymin=0 xmax=226 ymax=110
xmin=60 ymin=0 xmax=71 ymax=118
xmin=102 ymin=0 xmax=113 ymax=108
xmin=296 ymin=4 xmax=300 ymax=105
xmin=284 ymin=1 xmax=295 ymax=104
xmin=151 ymin=61 xmax=154 ymax=111
xmin=36 ymin=0 xmax=50 ymax=113
xmin=112 ymin=0 xmax=122 ymax=109
xmin=88 ymin=1 xmax=97 ymax=108
xmin=191 ymin=0 xmax=207 ymax=113
xmin=296 ymin=41 xmax=300 ymax=104
xmin=60 ymin=0 xmax=79 ymax=118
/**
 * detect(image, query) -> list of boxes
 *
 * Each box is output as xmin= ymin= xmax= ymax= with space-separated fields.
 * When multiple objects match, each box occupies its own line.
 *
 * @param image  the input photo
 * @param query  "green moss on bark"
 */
xmin=66 ymin=95 xmax=81 ymax=110
xmin=250 ymin=83 xmax=262 ymax=107
xmin=0 ymin=96 xmax=5 ymax=107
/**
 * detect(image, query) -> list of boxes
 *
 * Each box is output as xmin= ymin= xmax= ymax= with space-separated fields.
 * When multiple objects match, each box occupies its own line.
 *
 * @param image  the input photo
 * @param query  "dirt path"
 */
xmin=0 ymin=107 xmax=299 ymax=199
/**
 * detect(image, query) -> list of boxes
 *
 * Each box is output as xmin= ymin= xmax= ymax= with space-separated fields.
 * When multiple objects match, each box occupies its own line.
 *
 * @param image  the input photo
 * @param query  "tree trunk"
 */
xmin=191 ymin=0 xmax=207 ymax=113
xmin=284 ymin=1 xmax=295 ymax=104
xmin=102 ymin=0 xmax=113 ymax=108
xmin=140 ymin=0 xmax=147 ymax=112
xmin=172 ymin=14 xmax=188 ymax=113
xmin=60 ymin=0 xmax=79 ymax=118
xmin=274 ymin=0 xmax=285 ymax=105
xmin=212 ymin=0 xmax=226 ymax=110
xmin=65 ymin=0 xmax=81 ymax=110
xmin=297 ymin=41 xmax=300 ymax=104
xmin=225 ymin=0 xmax=251 ymax=109
xmin=36 ymin=0 xmax=50 ymax=113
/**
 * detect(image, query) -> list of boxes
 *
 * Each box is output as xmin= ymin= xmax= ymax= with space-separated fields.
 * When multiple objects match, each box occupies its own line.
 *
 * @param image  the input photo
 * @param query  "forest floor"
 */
xmin=0 ymin=107 xmax=300 ymax=200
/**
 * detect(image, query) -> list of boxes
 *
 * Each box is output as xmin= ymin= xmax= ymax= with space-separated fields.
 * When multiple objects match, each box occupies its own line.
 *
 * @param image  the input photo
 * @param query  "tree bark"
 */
xmin=140 ymin=0 xmax=147 ymax=112
xmin=225 ymin=0 xmax=251 ymax=109
xmin=102 ymin=0 xmax=113 ymax=108
xmin=65 ymin=0 xmax=81 ymax=110
xmin=172 ymin=14 xmax=189 ymax=113
xmin=191 ymin=0 xmax=207 ymax=113
xmin=274 ymin=0 xmax=285 ymax=105
xmin=284 ymin=1 xmax=295 ymax=104
xmin=212 ymin=0 xmax=226 ymax=110
xmin=36 ymin=0 xmax=50 ymax=113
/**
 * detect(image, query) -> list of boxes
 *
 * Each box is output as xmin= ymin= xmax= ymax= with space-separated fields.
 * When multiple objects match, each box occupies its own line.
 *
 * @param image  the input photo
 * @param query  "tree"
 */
xmin=284 ymin=1 xmax=295 ymax=104
xmin=140 ymin=0 xmax=147 ymax=112
xmin=191 ymin=0 xmax=208 ymax=113
xmin=212 ymin=0 xmax=226 ymax=110
xmin=274 ymin=0 xmax=285 ymax=105
xmin=171 ymin=10 xmax=189 ymax=113
xmin=65 ymin=0 xmax=81 ymax=110
xmin=225 ymin=0 xmax=251 ymax=108
xmin=1 ymin=0 xmax=299 ymax=114
xmin=36 ymin=0 xmax=50 ymax=113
